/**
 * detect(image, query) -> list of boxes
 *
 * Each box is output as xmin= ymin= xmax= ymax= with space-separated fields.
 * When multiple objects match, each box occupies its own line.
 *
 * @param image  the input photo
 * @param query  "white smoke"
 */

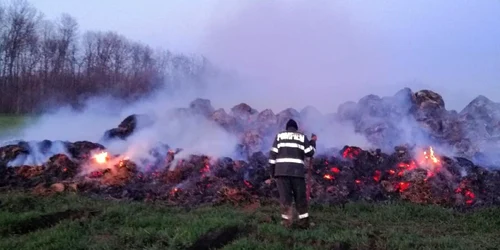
xmin=3 ymin=84 xmax=240 ymax=169
xmin=3 ymin=0 xmax=500 ymax=169
xmin=6 ymin=140 xmax=70 ymax=167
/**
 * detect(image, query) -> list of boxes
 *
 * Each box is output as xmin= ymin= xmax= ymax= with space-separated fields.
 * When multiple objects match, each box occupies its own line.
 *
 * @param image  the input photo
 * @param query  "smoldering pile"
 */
xmin=1 ymin=142 xmax=499 ymax=207
xmin=1 ymin=88 xmax=500 ymax=208
xmin=96 ymin=88 xmax=500 ymax=162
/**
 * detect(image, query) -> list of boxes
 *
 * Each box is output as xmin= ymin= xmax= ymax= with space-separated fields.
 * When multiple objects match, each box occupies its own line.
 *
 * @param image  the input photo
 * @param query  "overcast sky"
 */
xmin=28 ymin=0 xmax=500 ymax=112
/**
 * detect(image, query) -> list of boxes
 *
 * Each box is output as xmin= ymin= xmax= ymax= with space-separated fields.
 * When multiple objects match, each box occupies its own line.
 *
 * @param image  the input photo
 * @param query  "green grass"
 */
xmin=0 ymin=113 xmax=499 ymax=249
xmin=0 ymin=115 xmax=26 ymax=129
xmin=0 ymin=192 xmax=499 ymax=250
xmin=0 ymin=115 xmax=28 ymax=138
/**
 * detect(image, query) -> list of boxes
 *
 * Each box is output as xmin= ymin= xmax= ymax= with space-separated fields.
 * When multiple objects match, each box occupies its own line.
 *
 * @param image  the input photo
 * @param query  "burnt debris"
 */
xmin=2 ymin=88 xmax=500 ymax=208
xmin=1 ymin=142 xmax=499 ymax=208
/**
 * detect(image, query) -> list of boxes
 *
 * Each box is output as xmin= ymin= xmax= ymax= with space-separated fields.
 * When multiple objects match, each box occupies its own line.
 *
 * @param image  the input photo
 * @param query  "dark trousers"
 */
xmin=275 ymin=176 xmax=309 ymax=221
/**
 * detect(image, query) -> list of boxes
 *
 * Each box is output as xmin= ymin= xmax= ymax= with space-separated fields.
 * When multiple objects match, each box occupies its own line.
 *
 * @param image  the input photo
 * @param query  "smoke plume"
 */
xmin=199 ymin=0 xmax=500 ymax=111
xmin=2 ymin=0 xmax=500 ymax=169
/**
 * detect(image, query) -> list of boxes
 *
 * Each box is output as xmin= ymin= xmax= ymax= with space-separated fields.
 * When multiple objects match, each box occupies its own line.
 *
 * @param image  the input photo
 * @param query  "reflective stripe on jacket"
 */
xmin=269 ymin=129 xmax=315 ymax=178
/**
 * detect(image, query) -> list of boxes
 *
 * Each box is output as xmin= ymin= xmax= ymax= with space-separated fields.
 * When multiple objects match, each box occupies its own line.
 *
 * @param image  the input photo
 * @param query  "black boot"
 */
xmin=296 ymin=217 xmax=315 ymax=229
xmin=280 ymin=218 xmax=292 ymax=228
xmin=280 ymin=207 xmax=293 ymax=229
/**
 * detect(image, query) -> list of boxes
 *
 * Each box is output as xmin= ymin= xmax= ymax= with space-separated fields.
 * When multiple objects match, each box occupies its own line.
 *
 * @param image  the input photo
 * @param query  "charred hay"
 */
xmin=1 ymin=142 xmax=500 ymax=208
xmin=2 ymin=88 xmax=500 ymax=208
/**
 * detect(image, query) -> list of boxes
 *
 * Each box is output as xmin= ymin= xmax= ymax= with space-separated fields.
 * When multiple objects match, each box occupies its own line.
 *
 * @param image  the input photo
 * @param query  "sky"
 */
xmin=28 ymin=0 xmax=500 ymax=113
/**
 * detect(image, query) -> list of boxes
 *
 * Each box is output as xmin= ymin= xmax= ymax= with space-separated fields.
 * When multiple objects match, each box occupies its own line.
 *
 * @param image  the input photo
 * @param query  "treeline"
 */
xmin=0 ymin=0 xmax=211 ymax=114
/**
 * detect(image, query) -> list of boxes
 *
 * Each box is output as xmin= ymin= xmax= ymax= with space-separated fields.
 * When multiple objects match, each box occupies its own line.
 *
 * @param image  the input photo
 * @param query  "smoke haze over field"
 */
xmin=30 ymin=0 xmax=500 ymax=112
xmin=3 ymin=0 xmax=500 ymax=167
xmin=198 ymin=0 xmax=500 ymax=112
xmin=3 ymin=91 xmax=241 ymax=166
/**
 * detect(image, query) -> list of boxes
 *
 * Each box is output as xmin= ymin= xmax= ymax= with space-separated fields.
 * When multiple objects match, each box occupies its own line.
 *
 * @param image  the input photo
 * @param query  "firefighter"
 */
xmin=268 ymin=119 xmax=317 ymax=229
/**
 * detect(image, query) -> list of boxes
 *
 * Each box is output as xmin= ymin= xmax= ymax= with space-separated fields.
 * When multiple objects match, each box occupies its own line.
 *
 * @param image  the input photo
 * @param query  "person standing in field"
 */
xmin=268 ymin=119 xmax=317 ymax=229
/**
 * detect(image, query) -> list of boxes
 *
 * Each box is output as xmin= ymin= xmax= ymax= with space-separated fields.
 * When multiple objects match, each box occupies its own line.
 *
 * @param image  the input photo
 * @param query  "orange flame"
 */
xmin=420 ymin=146 xmax=442 ymax=179
xmin=323 ymin=174 xmax=334 ymax=180
xmin=422 ymin=146 xmax=440 ymax=164
xmin=93 ymin=151 xmax=108 ymax=164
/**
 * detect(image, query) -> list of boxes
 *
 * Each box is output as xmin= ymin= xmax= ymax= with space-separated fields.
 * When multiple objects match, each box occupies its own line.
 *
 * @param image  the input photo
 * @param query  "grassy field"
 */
xmin=0 ymin=115 xmax=26 ymax=129
xmin=0 ymin=192 xmax=499 ymax=250
xmin=1 ymin=115 xmax=500 ymax=249
xmin=0 ymin=115 xmax=27 ymax=137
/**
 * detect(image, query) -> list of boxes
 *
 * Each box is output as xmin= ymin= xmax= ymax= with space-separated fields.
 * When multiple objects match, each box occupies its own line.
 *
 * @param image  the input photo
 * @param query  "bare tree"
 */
xmin=53 ymin=13 xmax=77 ymax=75
xmin=0 ymin=1 xmax=212 ymax=114
xmin=0 ymin=0 xmax=41 ymax=113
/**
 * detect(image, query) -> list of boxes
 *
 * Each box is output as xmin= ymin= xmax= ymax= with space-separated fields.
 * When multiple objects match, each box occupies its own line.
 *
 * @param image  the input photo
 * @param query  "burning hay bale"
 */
xmin=2 ymin=140 xmax=499 ymax=209
xmin=66 ymin=141 xmax=105 ymax=161
xmin=0 ymin=143 xmax=29 ymax=167
xmin=3 ymin=87 xmax=500 ymax=209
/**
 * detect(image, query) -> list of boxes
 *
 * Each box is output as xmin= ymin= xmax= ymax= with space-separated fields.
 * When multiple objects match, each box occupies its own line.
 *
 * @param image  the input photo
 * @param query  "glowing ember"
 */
xmin=93 ymin=151 xmax=108 ymax=164
xmin=200 ymin=164 xmax=210 ymax=173
xmin=398 ymin=161 xmax=417 ymax=170
xmin=89 ymin=171 xmax=104 ymax=178
xmin=323 ymin=174 xmax=334 ymax=180
xmin=455 ymin=184 xmax=476 ymax=205
xmin=342 ymin=147 xmax=361 ymax=159
xmin=465 ymin=191 xmax=475 ymax=204
xmin=373 ymin=170 xmax=381 ymax=182
xmin=398 ymin=182 xmax=411 ymax=192
xmin=244 ymin=180 xmax=253 ymax=188
xmin=331 ymin=167 xmax=340 ymax=174
xmin=355 ymin=179 xmax=361 ymax=184
xmin=170 ymin=187 xmax=180 ymax=196
xmin=397 ymin=160 xmax=417 ymax=176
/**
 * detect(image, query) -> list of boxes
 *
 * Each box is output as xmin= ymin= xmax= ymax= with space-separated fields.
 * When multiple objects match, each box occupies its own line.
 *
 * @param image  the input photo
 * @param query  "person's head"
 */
xmin=286 ymin=119 xmax=298 ymax=131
